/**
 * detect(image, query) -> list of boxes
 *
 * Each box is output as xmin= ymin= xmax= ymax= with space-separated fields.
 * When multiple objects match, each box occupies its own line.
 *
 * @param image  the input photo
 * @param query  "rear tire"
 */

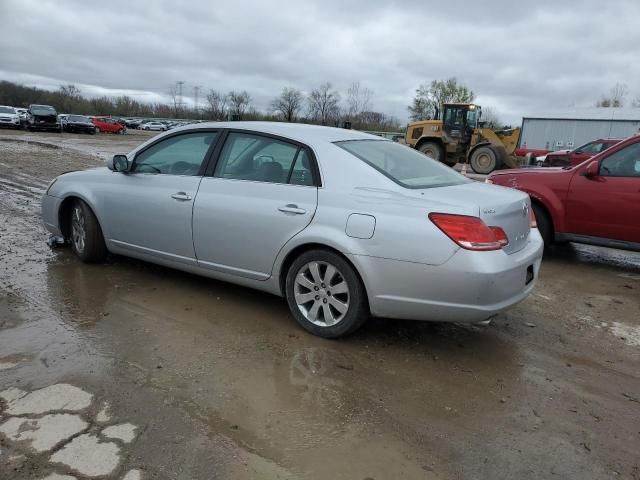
xmin=70 ymin=199 xmax=107 ymax=263
xmin=470 ymin=146 xmax=501 ymax=174
xmin=285 ymin=250 xmax=368 ymax=338
xmin=532 ymin=203 xmax=553 ymax=246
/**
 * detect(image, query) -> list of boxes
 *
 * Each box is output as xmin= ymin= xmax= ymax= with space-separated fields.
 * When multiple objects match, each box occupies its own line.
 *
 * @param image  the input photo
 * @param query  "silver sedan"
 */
xmin=41 ymin=122 xmax=543 ymax=337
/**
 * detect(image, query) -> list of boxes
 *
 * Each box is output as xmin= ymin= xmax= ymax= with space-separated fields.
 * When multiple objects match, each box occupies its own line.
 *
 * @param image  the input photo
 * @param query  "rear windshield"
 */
xmin=335 ymin=139 xmax=469 ymax=189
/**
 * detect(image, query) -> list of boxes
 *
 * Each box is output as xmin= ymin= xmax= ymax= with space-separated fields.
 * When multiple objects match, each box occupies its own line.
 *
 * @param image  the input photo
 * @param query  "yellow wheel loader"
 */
xmin=405 ymin=103 xmax=528 ymax=174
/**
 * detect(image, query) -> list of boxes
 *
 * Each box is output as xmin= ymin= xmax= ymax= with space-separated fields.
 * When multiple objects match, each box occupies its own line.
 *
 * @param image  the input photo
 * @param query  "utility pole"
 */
xmin=177 ymin=81 xmax=185 ymax=115
xmin=193 ymin=85 xmax=201 ymax=118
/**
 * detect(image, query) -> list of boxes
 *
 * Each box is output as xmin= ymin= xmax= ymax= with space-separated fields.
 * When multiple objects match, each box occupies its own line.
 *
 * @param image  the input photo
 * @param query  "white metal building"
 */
xmin=519 ymin=108 xmax=640 ymax=150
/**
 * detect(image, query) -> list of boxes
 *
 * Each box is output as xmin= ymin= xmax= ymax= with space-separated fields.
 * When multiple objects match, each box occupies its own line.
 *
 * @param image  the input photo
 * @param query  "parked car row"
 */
xmin=2 ymin=104 xmax=203 ymax=135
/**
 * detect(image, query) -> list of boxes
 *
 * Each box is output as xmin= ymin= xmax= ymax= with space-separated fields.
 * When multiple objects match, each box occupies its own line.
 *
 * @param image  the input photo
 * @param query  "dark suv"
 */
xmin=26 ymin=104 xmax=61 ymax=132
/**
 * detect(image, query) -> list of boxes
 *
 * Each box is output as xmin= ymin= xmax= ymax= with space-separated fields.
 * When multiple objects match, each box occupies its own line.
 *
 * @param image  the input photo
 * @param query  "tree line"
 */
xmin=0 ymin=80 xmax=401 ymax=132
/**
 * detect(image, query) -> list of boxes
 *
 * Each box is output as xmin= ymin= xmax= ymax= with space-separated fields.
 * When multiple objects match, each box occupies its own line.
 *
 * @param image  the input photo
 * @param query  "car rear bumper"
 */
xmin=350 ymin=230 xmax=544 ymax=323
xmin=41 ymin=194 xmax=63 ymax=237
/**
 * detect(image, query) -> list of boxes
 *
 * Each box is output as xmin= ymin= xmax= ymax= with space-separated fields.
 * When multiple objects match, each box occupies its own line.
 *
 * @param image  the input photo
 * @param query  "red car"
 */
xmin=488 ymin=135 xmax=640 ymax=252
xmin=91 ymin=116 xmax=125 ymax=134
xmin=539 ymin=138 xmax=621 ymax=167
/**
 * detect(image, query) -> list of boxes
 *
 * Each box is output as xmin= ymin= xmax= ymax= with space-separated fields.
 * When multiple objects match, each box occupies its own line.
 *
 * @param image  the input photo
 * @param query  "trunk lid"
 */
xmin=412 ymin=182 xmax=532 ymax=254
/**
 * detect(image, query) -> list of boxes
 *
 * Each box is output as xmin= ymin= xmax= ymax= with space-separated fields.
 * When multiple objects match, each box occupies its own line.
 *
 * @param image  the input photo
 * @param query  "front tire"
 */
xmin=70 ymin=200 xmax=107 ymax=262
xmin=418 ymin=141 xmax=444 ymax=163
xmin=285 ymin=250 xmax=368 ymax=338
xmin=470 ymin=146 xmax=501 ymax=174
xmin=532 ymin=203 xmax=553 ymax=246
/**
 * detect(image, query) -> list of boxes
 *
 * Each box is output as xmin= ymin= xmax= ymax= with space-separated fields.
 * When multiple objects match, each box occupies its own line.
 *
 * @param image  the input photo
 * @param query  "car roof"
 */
xmin=181 ymin=121 xmax=381 ymax=146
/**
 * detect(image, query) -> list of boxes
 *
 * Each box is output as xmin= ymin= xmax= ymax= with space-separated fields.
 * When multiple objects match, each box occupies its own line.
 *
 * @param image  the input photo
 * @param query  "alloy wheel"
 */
xmin=294 ymin=261 xmax=350 ymax=327
xmin=71 ymin=206 xmax=86 ymax=253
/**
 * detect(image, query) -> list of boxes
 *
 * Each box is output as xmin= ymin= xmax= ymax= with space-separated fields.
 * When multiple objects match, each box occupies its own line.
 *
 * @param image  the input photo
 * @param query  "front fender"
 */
xmin=518 ymin=186 xmax=565 ymax=233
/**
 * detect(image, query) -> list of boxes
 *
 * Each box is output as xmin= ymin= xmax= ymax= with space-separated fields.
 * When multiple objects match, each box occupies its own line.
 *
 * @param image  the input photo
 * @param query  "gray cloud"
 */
xmin=1 ymin=0 xmax=639 ymax=124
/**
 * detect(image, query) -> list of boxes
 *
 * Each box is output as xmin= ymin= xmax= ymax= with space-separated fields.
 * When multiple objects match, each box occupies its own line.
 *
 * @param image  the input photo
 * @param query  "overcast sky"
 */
xmin=1 ymin=0 xmax=639 ymax=124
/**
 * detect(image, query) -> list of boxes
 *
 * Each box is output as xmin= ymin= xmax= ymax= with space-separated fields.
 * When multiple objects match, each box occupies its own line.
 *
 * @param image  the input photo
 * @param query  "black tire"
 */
xmin=70 ymin=199 xmax=107 ymax=263
xmin=532 ymin=203 xmax=553 ymax=246
xmin=470 ymin=146 xmax=502 ymax=174
xmin=285 ymin=249 xmax=368 ymax=338
xmin=418 ymin=141 xmax=444 ymax=163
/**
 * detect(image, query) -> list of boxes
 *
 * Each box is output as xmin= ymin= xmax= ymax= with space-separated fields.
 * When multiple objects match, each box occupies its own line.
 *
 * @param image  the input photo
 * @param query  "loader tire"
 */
xmin=470 ymin=146 xmax=502 ymax=174
xmin=418 ymin=142 xmax=444 ymax=163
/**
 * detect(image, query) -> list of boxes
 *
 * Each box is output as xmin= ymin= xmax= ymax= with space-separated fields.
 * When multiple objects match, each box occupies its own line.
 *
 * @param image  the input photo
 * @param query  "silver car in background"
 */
xmin=41 ymin=122 xmax=543 ymax=338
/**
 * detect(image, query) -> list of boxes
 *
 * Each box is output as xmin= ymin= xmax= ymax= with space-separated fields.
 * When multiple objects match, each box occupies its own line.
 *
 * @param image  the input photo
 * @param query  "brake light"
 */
xmin=530 ymin=208 xmax=537 ymax=228
xmin=429 ymin=213 xmax=507 ymax=251
xmin=489 ymin=226 xmax=509 ymax=247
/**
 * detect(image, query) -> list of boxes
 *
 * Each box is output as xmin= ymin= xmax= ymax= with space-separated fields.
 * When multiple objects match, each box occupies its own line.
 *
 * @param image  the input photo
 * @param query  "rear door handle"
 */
xmin=171 ymin=192 xmax=192 ymax=201
xmin=278 ymin=204 xmax=306 ymax=215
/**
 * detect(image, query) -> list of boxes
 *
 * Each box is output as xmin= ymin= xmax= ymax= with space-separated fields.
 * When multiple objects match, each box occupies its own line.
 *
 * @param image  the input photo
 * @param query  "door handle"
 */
xmin=278 ymin=204 xmax=306 ymax=215
xmin=171 ymin=192 xmax=192 ymax=201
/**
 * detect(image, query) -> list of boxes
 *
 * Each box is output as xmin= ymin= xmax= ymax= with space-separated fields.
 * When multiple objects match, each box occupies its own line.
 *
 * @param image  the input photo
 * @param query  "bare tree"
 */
xmin=346 ymin=81 xmax=373 ymax=121
xmin=307 ymin=82 xmax=341 ymax=125
xmin=480 ymin=107 xmax=501 ymax=127
xmin=58 ymin=84 xmax=82 ymax=112
xmin=228 ymin=90 xmax=252 ymax=119
xmin=271 ymin=87 xmax=304 ymax=122
xmin=596 ymin=83 xmax=629 ymax=107
xmin=205 ymin=89 xmax=228 ymax=120
xmin=168 ymin=84 xmax=180 ymax=116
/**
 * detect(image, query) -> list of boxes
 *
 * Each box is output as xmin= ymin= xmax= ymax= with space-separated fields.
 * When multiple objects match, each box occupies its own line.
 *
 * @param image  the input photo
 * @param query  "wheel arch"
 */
xmin=524 ymin=189 xmax=564 ymax=234
xmin=415 ymin=136 xmax=445 ymax=151
xmin=58 ymin=194 xmax=104 ymax=240
xmin=277 ymin=242 xmax=369 ymax=306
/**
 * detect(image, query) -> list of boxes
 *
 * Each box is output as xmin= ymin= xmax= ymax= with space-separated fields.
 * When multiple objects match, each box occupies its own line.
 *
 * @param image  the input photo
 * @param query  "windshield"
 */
xmin=68 ymin=115 xmax=90 ymax=122
xmin=335 ymin=139 xmax=469 ymax=189
xmin=467 ymin=108 xmax=480 ymax=128
xmin=0 ymin=106 xmax=15 ymax=114
xmin=31 ymin=106 xmax=56 ymax=115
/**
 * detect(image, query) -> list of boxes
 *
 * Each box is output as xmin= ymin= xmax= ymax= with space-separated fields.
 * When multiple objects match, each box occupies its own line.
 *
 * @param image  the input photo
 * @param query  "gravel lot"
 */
xmin=0 ymin=129 xmax=639 ymax=480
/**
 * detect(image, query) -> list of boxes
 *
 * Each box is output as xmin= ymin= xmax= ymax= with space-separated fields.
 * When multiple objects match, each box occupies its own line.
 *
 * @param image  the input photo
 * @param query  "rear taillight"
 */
xmin=530 ymin=208 xmax=537 ymax=228
xmin=429 ymin=213 xmax=508 ymax=251
xmin=489 ymin=226 xmax=509 ymax=247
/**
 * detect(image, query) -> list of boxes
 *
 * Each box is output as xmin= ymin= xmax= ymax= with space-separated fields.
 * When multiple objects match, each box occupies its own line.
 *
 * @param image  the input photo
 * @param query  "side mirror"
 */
xmin=108 ymin=154 xmax=129 ymax=172
xmin=582 ymin=160 xmax=599 ymax=178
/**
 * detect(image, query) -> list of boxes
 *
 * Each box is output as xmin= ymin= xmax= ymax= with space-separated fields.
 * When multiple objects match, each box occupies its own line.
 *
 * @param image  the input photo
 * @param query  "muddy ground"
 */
xmin=0 ymin=128 xmax=639 ymax=480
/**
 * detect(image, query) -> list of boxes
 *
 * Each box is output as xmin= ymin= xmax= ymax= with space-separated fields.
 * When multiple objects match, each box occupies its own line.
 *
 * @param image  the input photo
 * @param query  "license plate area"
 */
xmin=525 ymin=264 xmax=534 ymax=285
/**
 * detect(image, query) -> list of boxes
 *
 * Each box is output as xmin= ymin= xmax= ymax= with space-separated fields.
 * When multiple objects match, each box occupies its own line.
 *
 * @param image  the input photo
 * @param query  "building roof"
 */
xmin=523 ymin=108 xmax=640 ymax=122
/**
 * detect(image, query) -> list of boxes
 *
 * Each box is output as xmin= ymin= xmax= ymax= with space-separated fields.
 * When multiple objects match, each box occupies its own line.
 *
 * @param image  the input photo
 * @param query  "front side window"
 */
xmin=133 ymin=131 xmax=218 ymax=175
xmin=214 ymin=132 xmax=313 ymax=185
xmin=336 ymin=139 xmax=469 ymax=189
xmin=599 ymin=142 xmax=640 ymax=177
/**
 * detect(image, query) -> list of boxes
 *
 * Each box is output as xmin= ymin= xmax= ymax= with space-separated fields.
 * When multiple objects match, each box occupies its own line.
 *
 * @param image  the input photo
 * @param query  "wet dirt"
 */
xmin=0 ymin=130 xmax=639 ymax=479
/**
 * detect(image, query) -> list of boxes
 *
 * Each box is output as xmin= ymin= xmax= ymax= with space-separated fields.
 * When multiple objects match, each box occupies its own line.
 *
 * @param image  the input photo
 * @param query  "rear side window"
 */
xmin=214 ymin=132 xmax=316 ymax=186
xmin=335 ymin=139 xmax=468 ymax=189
